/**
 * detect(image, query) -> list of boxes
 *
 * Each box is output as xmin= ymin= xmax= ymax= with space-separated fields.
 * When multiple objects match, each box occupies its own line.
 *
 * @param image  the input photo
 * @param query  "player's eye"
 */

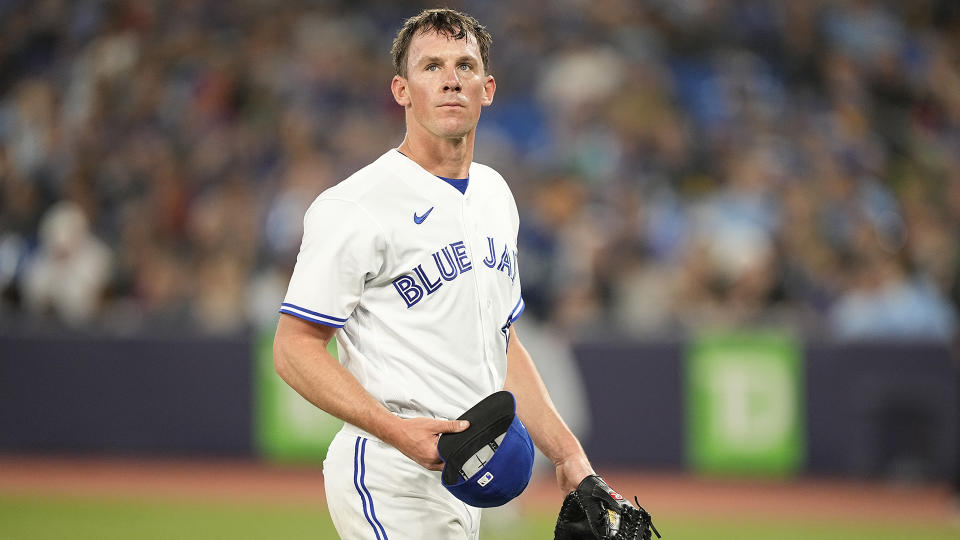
xmin=458 ymin=63 xmax=471 ymax=71
xmin=426 ymin=64 xmax=439 ymax=72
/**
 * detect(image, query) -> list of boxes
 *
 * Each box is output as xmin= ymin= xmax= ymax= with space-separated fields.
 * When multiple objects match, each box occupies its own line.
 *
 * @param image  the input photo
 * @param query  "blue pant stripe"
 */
xmin=353 ymin=436 xmax=381 ymax=540
xmin=359 ymin=438 xmax=390 ymax=539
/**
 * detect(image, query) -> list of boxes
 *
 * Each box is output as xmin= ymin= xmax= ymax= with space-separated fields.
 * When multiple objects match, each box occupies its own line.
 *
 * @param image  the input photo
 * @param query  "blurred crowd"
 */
xmin=1 ymin=0 xmax=959 ymax=341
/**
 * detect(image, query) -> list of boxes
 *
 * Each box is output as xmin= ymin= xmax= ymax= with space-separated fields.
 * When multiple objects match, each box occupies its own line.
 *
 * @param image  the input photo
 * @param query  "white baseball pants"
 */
xmin=323 ymin=426 xmax=482 ymax=540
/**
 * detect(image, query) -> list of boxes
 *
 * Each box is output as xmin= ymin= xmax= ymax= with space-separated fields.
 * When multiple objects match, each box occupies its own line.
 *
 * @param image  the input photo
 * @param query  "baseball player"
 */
xmin=273 ymin=9 xmax=595 ymax=539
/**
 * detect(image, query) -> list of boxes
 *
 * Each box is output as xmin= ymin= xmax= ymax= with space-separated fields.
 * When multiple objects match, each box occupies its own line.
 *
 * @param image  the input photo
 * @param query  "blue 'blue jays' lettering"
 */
xmin=482 ymin=237 xmax=497 ymax=268
xmin=450 ymin=241 xmax=472 ymax=273
xmin=483 ymin=237 xmax=516 ymax=281
xmin=393 ymin=274 xmax=423 ymax=308
xmin=432 ymin=246 xmax=459 ymax=281
xmin=396 ymin=237 xmax=516 ymax=307
xmin=413 ymin=264 xmax=442 ymax=294
xmin=497 ymin=244 xmax=513 ymax=280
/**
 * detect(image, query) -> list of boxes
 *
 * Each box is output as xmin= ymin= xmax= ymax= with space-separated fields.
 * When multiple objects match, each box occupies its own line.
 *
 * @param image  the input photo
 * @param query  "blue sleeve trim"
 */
xmin=507 ymin=297 xmax=525 ymax=324
xmin=280 ymin=302 xmax=348 ymax=322
xmin=279 ymin=307 xmax=346 ymax=328
xmin=279 ymin=309 xmax=345 ymax=328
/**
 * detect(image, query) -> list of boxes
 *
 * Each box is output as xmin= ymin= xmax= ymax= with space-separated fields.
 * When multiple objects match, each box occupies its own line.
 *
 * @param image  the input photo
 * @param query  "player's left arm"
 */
xmin=503 ymin=326 xmax=595 ymax=493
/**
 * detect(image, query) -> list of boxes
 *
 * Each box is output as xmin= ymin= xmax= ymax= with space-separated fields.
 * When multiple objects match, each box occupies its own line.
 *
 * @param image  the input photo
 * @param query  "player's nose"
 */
xmin=442 ymin=70 xmax=462 ymax=92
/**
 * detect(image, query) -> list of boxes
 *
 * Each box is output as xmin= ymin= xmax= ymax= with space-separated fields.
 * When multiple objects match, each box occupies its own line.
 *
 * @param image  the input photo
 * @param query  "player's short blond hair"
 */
xmin=391 ymin=8 xmax=492 ymax=78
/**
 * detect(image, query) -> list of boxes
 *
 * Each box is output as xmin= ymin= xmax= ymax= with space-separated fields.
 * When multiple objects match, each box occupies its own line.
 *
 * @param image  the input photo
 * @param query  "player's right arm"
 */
xmin=273 ymin=313 xmax=468 ymax=471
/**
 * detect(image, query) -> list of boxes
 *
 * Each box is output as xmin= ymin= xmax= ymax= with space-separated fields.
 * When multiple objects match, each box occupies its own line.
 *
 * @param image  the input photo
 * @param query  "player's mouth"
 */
xmin=438 ymin=102 xmax=465 ymax=109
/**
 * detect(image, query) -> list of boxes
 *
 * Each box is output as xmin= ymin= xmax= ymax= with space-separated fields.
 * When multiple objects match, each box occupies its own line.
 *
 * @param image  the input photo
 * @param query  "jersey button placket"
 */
xmin=461 ymin=195 xmax=500 ymax=389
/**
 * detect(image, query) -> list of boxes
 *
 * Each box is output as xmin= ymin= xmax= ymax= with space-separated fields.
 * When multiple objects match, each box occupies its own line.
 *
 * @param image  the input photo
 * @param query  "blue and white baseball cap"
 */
xmin=437 ymin=391 xmax=535 ymax=508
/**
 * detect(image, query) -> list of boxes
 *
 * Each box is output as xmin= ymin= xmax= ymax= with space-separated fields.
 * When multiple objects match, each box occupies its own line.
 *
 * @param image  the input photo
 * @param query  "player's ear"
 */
xmin=481 ymin=74 xmax=496 ymax=107
xmin=392 ymin=75 xmax=411 ymax=107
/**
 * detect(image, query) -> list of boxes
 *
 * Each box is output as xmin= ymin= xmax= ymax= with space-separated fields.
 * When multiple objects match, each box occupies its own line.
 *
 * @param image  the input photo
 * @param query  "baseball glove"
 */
xmin=554 ymin=475 xmax=660 ymax=540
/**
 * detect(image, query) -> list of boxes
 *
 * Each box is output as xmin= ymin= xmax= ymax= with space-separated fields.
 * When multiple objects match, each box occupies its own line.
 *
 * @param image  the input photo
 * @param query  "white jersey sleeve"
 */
xmin=281 ymin=197 xmax=385 ymax=328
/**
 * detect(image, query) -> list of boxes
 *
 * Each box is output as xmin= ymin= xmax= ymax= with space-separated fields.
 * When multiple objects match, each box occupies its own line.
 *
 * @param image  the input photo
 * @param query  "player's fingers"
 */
xmin=413 ymin=444 xmax=445 ymax=471
xmin=434 ymin=419 xmax=470 ymax=434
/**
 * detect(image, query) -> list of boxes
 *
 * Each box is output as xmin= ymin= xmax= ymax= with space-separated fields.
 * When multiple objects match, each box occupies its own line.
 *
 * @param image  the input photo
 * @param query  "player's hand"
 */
xmin=555 ymin=453 xmax=594 ymax=493
xmin=388 ymin=417 xmax=469 ymax=471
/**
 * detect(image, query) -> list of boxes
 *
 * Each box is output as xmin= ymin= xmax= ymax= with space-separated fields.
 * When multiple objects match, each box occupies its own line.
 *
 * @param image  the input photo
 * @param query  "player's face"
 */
xmin=392 ymin=30 xmax=495 ymax=140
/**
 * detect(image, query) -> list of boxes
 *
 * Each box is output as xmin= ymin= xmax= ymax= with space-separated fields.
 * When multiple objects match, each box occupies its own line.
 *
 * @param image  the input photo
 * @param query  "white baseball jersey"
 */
xmin=281 ymin=148 xmax=524 ymax=422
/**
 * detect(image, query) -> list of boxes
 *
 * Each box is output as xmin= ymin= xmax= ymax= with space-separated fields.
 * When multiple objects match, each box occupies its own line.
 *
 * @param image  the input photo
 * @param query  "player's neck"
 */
xmin=397 ymin=132 xmax=474 ymax=179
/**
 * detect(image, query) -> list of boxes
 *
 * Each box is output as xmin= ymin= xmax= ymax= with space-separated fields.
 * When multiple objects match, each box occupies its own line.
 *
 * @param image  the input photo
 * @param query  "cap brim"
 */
xmin=438 ymin=391 xmax=516 ymax=486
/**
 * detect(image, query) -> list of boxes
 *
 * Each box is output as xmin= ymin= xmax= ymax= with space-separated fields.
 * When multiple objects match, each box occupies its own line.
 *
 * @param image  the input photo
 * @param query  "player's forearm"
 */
xmin=503 ymin=329 xmax=590 ymax=467
xmin=272 ymin=315 xmax=401 ymax=442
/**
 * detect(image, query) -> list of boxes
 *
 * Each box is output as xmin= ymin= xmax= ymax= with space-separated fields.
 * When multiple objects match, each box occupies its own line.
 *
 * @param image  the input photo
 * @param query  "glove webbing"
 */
xmin=629 ymin=496 xmax=660 ymax=540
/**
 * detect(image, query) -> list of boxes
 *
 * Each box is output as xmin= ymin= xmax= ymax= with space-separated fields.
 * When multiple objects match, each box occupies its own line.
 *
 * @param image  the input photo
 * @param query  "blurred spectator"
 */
xmin=22 ymin=201 xmax=111 ymax=327
xmin=829 ymin=243 xmax=957 ymax=341
xmin=0 ymin=0 xmax=958 ymax=342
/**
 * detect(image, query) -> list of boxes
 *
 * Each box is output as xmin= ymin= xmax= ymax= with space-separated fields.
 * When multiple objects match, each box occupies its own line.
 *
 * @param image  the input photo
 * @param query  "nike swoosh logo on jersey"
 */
xmin=414 ymin=207 xmax=434 ymax=224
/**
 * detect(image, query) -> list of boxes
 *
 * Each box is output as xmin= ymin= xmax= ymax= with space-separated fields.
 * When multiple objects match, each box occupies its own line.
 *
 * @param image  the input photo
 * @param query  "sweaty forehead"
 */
xmin=407 ymin=29 xmax=481 ymax=67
